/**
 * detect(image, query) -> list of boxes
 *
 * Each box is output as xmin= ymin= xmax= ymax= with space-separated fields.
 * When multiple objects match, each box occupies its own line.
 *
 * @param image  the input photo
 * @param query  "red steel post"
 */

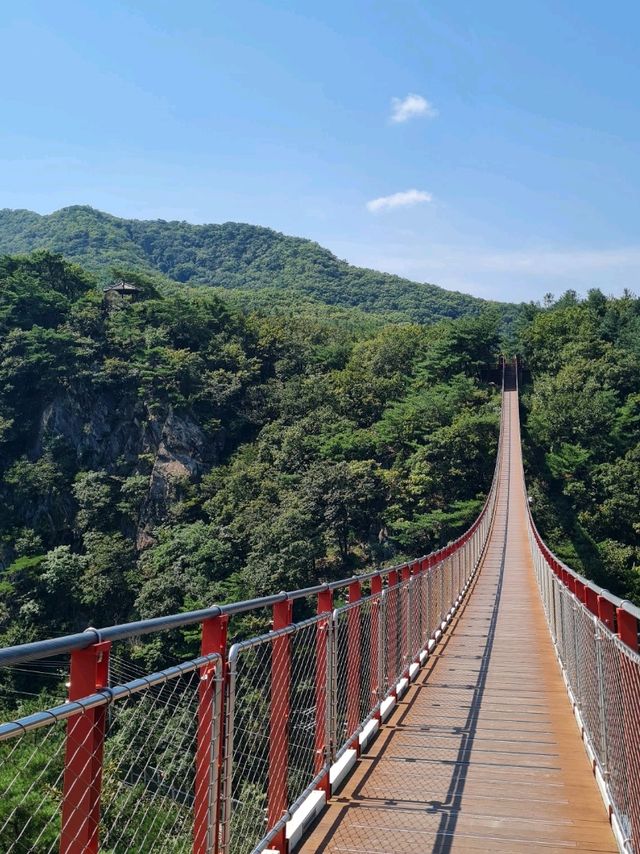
xmin=598 ymin=596 xmax=616 ymax=633
xmin=401 ymin=565 xmax=412 ymax=674
xmin=370 ymin=575 xmax=383 ymax=716
xmin=194 ymin=615 xmax=228 ymax=854
xmin=584 ymin=586 xmax=599 ymax=616
xmin=315 ymin=588 xmax=333 ymax=796
xmin=346 ymin=580 xmax=362 ymax=752
xmin=439 ymin=550 xmax=445 ymax=622
xmin=387 ymin=569 xmax=399 ymax=694
xmin=60 ymin=640 xmax=111 ymax=854
xmin=617 ymin=607 xmax=639 ymax=653
xmin=269 ymin=598 xmax=293 ymax=852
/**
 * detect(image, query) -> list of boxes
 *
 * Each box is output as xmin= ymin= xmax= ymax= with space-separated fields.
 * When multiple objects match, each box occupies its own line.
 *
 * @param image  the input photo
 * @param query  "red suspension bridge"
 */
xmin=0 ymin=361 xmax=638 ymax=853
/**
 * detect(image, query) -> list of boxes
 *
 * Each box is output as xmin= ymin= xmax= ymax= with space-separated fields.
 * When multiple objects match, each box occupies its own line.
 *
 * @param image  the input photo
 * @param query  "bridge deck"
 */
xmin=300 ymin=388 xmax=616 ymax=852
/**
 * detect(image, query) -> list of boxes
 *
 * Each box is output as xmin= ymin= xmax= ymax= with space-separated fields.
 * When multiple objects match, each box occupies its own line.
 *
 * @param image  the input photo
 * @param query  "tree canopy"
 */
xmin=518 ymin=289 xmax=640 ymax=604
xmin=0 ymin=206 xmax=522 ymax=325
xmin=0 ymin=250 xmax=502 ymax=671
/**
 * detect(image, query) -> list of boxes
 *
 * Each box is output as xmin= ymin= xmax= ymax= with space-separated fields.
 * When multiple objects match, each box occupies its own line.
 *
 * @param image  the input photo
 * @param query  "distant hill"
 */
xmin=0 ymin=206 xmax=517 ymax=324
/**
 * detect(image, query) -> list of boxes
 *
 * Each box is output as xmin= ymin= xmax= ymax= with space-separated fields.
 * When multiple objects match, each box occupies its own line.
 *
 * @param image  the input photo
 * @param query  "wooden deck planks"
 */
xmin=299 ymin=390 xmax=616 ymax=853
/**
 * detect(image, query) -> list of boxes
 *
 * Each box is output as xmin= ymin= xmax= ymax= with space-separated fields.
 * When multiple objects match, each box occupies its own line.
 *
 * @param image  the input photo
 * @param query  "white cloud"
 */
xmin=390 ymin=93 xmax=437 ymax=123
xmin=366 ymin=189 xmax=433 ymax=213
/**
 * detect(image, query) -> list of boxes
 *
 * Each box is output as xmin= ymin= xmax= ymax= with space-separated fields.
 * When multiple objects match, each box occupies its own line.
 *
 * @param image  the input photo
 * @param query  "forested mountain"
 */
xmin=518 ymin=289 xmax=640 ymax=604
xmin=3 ymin=241 xmax=637 ymax=685
xmin=0 ymin=206 xmax=519 ymax=324
xmin=0 ymin=251 xmax=501 ymax=665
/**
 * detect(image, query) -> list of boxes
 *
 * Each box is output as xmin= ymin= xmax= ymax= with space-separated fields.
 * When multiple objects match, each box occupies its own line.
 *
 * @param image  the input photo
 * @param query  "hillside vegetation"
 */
xmin=0 ymin=206 xmax=519 ymax=324
xmin=0 ymin=251 xmax=501 ymax=666
xmin=0 ymin=249 xmax=504 ymax=849
xmin=519 ymin=289 xmax=640 ymax=604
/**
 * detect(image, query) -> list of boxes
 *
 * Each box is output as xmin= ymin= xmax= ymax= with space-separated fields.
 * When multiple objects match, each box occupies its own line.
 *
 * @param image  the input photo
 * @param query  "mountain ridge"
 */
xmin=0 ymin=205 xmax=518 ymax=324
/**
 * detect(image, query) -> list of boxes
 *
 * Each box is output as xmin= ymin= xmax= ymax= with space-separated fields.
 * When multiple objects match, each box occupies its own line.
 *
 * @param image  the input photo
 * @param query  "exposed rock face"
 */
xmin=36 ymin=391 xmax=220 ymax=549
xmin=38 ymin=392 xmax=147 ymax=468
xmin=137 ymin=410 xmax=210 ymax=548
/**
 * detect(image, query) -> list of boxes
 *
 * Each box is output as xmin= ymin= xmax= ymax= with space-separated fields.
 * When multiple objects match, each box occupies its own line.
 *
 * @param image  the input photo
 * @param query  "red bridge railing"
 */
xmin=0 ymin=365 xmax=507 ymax=853
xmin=518 ymin=365 xmax=640 ymax=854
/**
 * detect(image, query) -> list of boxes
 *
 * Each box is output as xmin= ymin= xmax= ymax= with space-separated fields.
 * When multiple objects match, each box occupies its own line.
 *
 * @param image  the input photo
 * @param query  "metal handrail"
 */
xmin=526 ymin=510 xmax=640 ymax=622
xmin=0 ymin=652 xmax=222 ymax=740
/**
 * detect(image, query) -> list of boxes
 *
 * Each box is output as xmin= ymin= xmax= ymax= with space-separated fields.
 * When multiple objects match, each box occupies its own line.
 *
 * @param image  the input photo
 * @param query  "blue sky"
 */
xmin=2 ymin=0 xmax=640 ymax=302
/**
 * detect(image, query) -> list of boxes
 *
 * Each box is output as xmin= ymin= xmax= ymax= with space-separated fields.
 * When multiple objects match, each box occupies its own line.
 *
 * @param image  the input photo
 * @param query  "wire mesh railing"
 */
xmin=333 ymin=593 xmax=380 ymax=757
xmin=530 ymin=542 xmax=640 ymax=853
xmin=0 ymin=653 xmax=222 ymax=854
xmin=382 ymin=580 xmax=405 ymax=695
xmin=0 ymin=704 xmax=66 ymax=852
xmin=223 ymin=614 xmax=330 ymax=854
xmin=99 ymin=660 xmax=210 ymax=853
xmin=519 ymin=361 xmax=640 ymax=853
xmin=0 ymin=510 xmax=494 ymax=854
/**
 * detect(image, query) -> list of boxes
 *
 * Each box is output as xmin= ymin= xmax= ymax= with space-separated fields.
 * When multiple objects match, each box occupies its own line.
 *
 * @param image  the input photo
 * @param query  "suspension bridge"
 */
xmin=0 ymin=361 xmax=638 ymax=854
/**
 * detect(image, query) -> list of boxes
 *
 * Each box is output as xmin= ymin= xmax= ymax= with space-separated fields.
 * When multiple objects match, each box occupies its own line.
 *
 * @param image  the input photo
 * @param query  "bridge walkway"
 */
xmin=300 ymin=383 xmax=616 ymax=851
